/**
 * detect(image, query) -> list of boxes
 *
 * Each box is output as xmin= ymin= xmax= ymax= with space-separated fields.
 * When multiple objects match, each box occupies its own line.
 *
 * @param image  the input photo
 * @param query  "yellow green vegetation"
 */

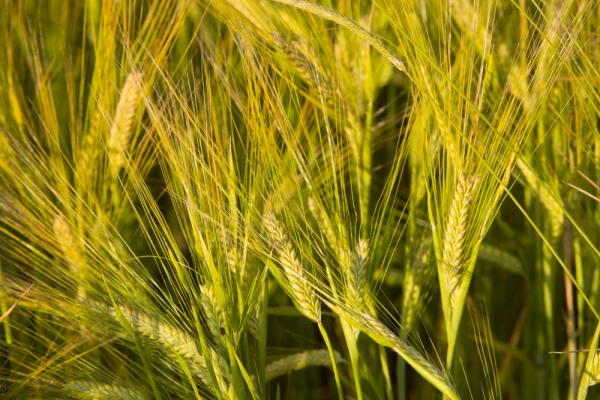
xmin=0 ymin=0 xmax=599 ymax=399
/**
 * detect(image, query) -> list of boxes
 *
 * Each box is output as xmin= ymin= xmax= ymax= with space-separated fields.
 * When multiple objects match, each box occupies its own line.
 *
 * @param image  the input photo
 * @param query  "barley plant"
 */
xmin=1 ymin=0 xmax=600 ymax=399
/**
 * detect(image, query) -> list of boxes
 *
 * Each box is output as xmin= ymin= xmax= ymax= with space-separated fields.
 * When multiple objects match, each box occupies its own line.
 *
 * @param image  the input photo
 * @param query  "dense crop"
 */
xmin=1 ymin=0 xmax=599 ymax=399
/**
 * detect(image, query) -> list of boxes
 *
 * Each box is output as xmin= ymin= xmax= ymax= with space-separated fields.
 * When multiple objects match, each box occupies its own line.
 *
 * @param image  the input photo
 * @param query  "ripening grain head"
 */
xmin=108 ymin=72 xmax=143 ymax=172
xmin=264 ymin=211 xmax=321 ymax=323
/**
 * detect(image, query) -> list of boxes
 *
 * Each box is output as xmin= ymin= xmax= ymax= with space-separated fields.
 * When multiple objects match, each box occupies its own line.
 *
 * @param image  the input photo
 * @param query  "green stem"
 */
xmin=0 ymin=260 xmax=12 ymax=374
xmin=258 ymin=276 xmax=269 ymax=393
xmin=319 ymin=322 xmax=344 ymax=400
xmin=397 ymin=332 xmax=408 ymax=400
xmin=379 ymin=344 xmax=393 ymax=400
xmin=340 ymin=319 xmax=363 ymax=400
xmin=361 ymin=100 xmax=373 ymax=237
xmin=193 ymin=305 xmax=224 ymax=400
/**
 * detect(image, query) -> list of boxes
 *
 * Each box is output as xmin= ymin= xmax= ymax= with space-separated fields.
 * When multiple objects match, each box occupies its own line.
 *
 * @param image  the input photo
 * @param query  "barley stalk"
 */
xmin=247 ymin=309 xmax=261 ymax=340
xmin=241 ymin=260 xmax=264 ymax=339
xmin=264 ymin=211 xmax=321 ymax=323
xmin=265 ymin=349 xmax=343 ymax=381
xmin=307 ymin=197 xmax=363 ymax=396
xmin=516 ymin=159 xmax=563 ymax=240
xmin=53 ymin=214 xmax=78 ymax=271
xmin=306 ymin=197 xmax=368 ymax=306
xmin=402 ymin=271 xmax=421 ymax=331
xmin=307 ymin=197 xmax=341 ymax=252
xmin=247 ymin=283 xmax=263 ymax=339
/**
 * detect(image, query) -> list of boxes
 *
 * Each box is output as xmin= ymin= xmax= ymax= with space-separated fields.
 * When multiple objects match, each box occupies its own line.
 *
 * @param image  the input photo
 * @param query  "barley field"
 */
xmin=0 ymin=0 xmax=599 ymax=399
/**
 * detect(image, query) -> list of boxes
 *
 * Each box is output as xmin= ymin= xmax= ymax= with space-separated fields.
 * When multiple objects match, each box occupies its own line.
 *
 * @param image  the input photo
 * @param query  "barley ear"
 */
xmin=347 ymin=239 xmax=368 ymax=305
xmin=108 ymin=305 xmax=211 ymax=386
xmin=441 ymin=174 xmax=480 ymax=310
xmin=265 ymin=349 xmax=343 ymax=381
xmin=272 ymin=33 xmax=336 ymax=105
xmin=270 ymin=0 xmax=407 ymax=74
xmin=201 ymin=284 xmax=228 ymax=356
xmin=264 ymin=211 xmax=321 ymax=323
xmin=65 ymin=381 xmax=145 ymax=400
xmin=438 ymin=173 xmax=481 ymax=370
xmin=211 ymin=348 xmax=233 ymax=397
xmin=108 ymin=71 xmax=143 ymax=173
xmin=326 ymin=301 xmax=459 ymax=400
xmin=402 ymin=239 xmax=433 ymax=331
xmin=53 ymin=213 xmax=85 ymax=300
xmin=0 ymin=134 xmax=13 ymax=172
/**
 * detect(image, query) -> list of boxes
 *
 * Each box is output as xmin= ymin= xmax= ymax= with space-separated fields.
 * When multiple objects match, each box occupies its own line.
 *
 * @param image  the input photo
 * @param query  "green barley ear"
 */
xmin=306 ymin=197 xmax=368 ymax=307
xmin=211 ymin=348 xmax=234 ymax=398
xmin=264 ymin=211 xmax=321 ymax=323
xmin=65 ymin=381 xmax=145 ymax=400
xmin=201 ymin=284 xmax=228 ymax=356
xmin=326 ymin=300 xmax=459 ymax=400
xmin=270 ymin=0 xmax=407 ymax=74
xmin=441 ymin=174 xmax=480 ymax=309
xmin=0 ymin=133 xmax=13 ymax=172
xmin=265 ymin=349 xmax=343 ymax=381
xmin=347 ymin=239 xmax=369 ymax=308
xmin=53 ymin=213 xmax=85 ymax=300
xmin=402 ymin=238 xmax=434 ymax=331
xmin=107 ymin=305 xmax=211 ymax=386
xmin=307 ymin=195 xmax=365 ymax=396
xmin=108 ymin=71 xmax=143 ymax=173
xmin=272 ymin=32 xmax=335 ymax=104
